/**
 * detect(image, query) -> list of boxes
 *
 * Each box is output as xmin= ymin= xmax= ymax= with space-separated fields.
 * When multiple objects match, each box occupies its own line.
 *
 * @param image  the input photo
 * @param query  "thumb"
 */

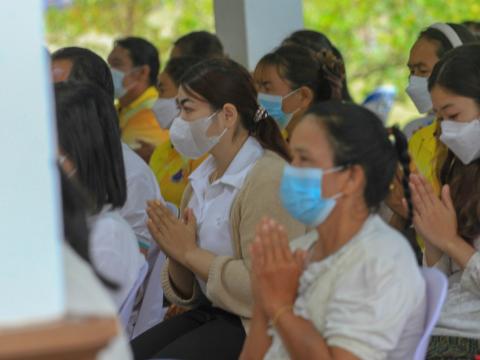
xmin=293 ymin=249 xmax=307 ymax=269
xmin=185 ymin=208 xmax=197 ymax=228
xmin=441 ymin=185 xmax=454 ymax=211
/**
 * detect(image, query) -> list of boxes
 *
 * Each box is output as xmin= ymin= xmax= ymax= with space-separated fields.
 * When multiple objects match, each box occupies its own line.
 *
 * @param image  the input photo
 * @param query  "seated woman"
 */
xmin=131 ymin=58 xmax=306 ymax=360
xmin=412 ymin=44 xmax=480 ymax=359
xmin=241 ymin=101 xmax=426 ymax=360
xmin=254 ymin=43 xmax=346 ymax=140
xmin=149 ymin=56 xmax=205 ymax=207
xmin=55 ymin=81 xmax=146 ymax=310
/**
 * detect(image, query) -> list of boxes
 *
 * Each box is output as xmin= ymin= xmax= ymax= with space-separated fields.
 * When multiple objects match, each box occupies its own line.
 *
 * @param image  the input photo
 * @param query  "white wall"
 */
xmin=0 ymin=0 xmax=64 ymax=326
xmin=214 ymin=0 xmax=304 ymax=70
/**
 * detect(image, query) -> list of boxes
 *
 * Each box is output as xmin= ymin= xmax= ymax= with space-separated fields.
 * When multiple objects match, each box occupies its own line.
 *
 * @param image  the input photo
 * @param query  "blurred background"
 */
xmin=45 ymin=0 xmax=480 ymax=127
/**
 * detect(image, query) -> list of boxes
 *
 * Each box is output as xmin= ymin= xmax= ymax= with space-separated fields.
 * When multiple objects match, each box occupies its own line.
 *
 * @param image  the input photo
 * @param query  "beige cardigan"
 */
xmin=161 ymin=150 xmax=306 ymax=329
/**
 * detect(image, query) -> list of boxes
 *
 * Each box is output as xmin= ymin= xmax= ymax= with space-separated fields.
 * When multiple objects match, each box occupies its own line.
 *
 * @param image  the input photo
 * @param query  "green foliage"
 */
xmin=45 ymin=0 xmax=480 ymax=125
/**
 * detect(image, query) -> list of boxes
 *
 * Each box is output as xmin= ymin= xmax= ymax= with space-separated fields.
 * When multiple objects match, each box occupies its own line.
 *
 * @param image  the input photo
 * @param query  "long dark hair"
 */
xmin=60 ymin=170 xmax=117 ymax=289
xmin=179 ymin=58 xmax=291 ymax=161
xmin=55 ymin=82 xmax=127 ymax=212
xmin=304 ymin=101 xmax=413 ymax=223
xmin=428 ymin=44 xmax=480 ymax=243
xmin=282 ymin=29 xmax=353 ymax=102
xmin=256 ymin=44 xmax=346 ymax=104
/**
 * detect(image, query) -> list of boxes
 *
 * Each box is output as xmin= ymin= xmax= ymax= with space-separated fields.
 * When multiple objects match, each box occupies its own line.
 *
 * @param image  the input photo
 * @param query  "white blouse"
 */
xmin=120 ymin=143 xmax=163 ymax=254
xmin=264 ymin=215 xmax=426 ymax=360
xmin=187 ymin=137 xmax=264 ymax=292
xmin=89 ymin=208 xmax=146 ymax=309
xmin=429 ymin=237 xmax=480 ymax=339
xmin=63 ymin=243 xmax=132 ymax=360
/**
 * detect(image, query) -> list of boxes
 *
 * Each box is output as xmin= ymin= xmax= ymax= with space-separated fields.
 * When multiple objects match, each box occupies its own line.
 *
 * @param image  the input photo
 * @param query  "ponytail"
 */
xmin=253 ymin=109 xmax=291 ymax=161
xmin=315 ymin=49 xmax=346 ymax=101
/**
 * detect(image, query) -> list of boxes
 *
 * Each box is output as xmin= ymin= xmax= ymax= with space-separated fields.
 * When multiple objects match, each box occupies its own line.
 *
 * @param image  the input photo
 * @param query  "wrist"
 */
xmin=266 ymin=302 xmax=294 ymax=320
xmin=182 ymin=244 xmax=200 ymax=268
xmin=271 ymin=305 xmax=294 ymax=328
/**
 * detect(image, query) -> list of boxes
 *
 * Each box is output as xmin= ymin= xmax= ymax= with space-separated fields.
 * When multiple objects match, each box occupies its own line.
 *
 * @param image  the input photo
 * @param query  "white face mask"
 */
xmin=406 ymin=76 xmax=433 ymax=114
xmin=169 ymin=111 xmax=227 ymax=159
xmin=152 ymin=98 xmax=179 ymax=129
xmin=440 ymin=119 xmax=480 ymax=165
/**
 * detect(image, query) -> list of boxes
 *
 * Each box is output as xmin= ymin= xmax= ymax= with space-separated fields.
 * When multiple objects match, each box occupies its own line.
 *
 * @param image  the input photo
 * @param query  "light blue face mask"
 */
xmin=110 ymin=68 xmax=127 ymax=99
xmin=257 ymin=89 xmax=299 ymax=129
xmin=280 ymin=164 xmax=343 ymax=227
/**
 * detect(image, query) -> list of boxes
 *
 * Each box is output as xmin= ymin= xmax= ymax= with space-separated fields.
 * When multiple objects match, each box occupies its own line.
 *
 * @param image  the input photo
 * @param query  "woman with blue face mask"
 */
xmin=409 ymin=44 xmax=480 ymax=359
xmin=240 ymin=101 xmax=426 ymax=360
xmin=254 ymin=44 xmax=346 ymax=140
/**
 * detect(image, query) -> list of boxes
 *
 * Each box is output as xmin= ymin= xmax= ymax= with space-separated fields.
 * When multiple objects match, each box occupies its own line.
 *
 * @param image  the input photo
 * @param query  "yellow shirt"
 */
xmin=149 ymin=140 xmax=206 ymax=207
xmin=408 ymin=120 xmax=441 ymax=194
xmin=118 ymin=86 xmax=169 ymax=149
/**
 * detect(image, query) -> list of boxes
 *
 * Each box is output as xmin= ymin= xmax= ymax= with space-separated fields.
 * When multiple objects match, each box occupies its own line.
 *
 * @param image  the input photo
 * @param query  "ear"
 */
xmin=138 ymin=65 xmax=151 ymax=83
xmin=298 ymin=86 xmax=314 ymax=109
xmin=341 ymin=164 xmax=366 ymax=197
xmin=222 ymin=103 xmax=238 ymax=128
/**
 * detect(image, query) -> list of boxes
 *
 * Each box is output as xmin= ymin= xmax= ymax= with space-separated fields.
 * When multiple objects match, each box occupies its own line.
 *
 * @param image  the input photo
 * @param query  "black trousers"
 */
xmin=131 ymin=306 xmax=246 ymax=360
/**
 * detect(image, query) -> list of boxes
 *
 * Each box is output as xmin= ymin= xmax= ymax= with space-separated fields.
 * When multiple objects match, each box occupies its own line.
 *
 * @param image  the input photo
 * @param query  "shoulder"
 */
xmin=245 ymin=150 xmax=286 ymax=184
xmin=91 ymin=211 xmax=137 ymax=244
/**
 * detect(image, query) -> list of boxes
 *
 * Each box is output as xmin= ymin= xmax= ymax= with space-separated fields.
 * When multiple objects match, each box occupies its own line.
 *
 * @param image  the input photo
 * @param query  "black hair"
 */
xmin=60 ymin=169 xmax=118 ymax=289
xmin=173 ymin=31 xmax=224 ymax=59
xmin=257 ymin=44 xmax=346 ymax=103
xmin=164 ymin=56 xmax=204 ymax=87
xmin=304 ymin=101 xmax=412 ymax=225
xmin=282 ymin=30 xmax=353 ymax=102
xmin=52 ymin=46 xmax=114 ymax=100
xmin=115 ymin=36 xmax=160 ymax=86
xmin=180 ymin=58 xmax=291 ymax=161
xmin=462 ymin=20 xmax=480 ymax=40
xmin=55 ymin=81 xmax=127 ymax=212
xmin=428 ymin=44 xmax=480 ymax=243
xmin=419 ymin=23 xmax=477 ymax=59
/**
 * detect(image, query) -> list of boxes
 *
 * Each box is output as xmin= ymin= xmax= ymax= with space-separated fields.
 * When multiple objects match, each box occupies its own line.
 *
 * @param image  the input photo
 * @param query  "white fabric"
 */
xmin=63 ymin=243 xmax=132 ymax=360
xmin=429 ymin=23 xmax=463 ymax=48
xmin=428 ymin=237 xmax=480 ymax=339
xmin=120 ymin=143 xmax=163 ymax=253
xmin=188 ymin=136 xmax=264 ymax=292
xmin=264 ymin=215 xmax=426 ymax=360
xmin=89 ymin=208 xmax=146 ymax=310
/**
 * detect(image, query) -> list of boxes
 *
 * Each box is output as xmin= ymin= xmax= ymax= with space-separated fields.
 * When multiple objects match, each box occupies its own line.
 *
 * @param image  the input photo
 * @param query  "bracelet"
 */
xmin=271 ymin=305 xmax=293 ymax=327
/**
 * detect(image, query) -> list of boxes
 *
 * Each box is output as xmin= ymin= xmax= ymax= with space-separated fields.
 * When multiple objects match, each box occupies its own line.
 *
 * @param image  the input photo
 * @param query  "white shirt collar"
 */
xmin=189 ymin=136 xmax=264 ymax=190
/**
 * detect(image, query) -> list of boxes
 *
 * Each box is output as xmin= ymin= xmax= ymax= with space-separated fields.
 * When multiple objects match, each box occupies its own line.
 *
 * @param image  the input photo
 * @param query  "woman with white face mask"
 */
xmin=240 ymin=101 xmax=426 ymax=360
xmin=149 ymin=56 xmax=204 ymax=207
xmin=410 ymin=44 xmax=480 ymax=359
xmin=404 ymin=23 xmax=475 ymax=139
xmin=131 ymin=58 xmax=306 ymax=360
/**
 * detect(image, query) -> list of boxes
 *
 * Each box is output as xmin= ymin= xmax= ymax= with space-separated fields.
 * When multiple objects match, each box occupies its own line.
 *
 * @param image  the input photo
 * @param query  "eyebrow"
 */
xmin=178 ymin=98 xmax=194 ymax=107
xmin=433 ymin=103 xmax=454 ymax=113
xmin=407 ymin=62 xmax=428 ymax=69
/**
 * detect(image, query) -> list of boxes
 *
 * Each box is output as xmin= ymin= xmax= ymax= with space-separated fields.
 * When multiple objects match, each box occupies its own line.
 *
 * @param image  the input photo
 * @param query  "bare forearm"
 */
xmin=184 ymin=247 xmax=216 ymax=282
xmin=424 ymin=240 xmax=444 ymax=266
xmin=240 ymin=306 xmax=271 ymax=360
xmin=274 ymin=312 xmax=359 ymax=360
xmin=443 ymin=235 xmax=476 ymax=269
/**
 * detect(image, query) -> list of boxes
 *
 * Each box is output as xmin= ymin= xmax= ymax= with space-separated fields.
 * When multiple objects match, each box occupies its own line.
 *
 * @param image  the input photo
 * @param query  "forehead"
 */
xmin=290 ymin=116 xmax=334 ymax=161
xmin=177 ymin=85 xmax=208 ymax=105
xmin=255 ymin=63 xmax=291 ymax=88
xmin=107 ymin=46 xmax=132 ymax=66
xmin=409 ymin=38 xmax=439 ymax=64
xmin=431 ymin=85 xmax=471 ymax=109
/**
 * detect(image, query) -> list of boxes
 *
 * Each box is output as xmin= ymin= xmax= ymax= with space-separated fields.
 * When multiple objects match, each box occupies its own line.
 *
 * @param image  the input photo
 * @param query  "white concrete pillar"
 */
xmin=0 ymin=0 xmax=64 ymax=325
xmin=214 ymin=0 xmax=304 ymax=70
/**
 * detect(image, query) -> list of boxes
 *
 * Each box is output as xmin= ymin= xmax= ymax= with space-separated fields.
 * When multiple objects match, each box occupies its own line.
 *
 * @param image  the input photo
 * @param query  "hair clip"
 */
xmin=254 ymin=106 xmax=268 ymax=123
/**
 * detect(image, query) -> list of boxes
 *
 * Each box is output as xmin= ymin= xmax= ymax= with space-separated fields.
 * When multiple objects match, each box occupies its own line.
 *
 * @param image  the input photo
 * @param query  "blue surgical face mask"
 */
xmin=110 ymin=68 xmax=127 ymax=99
xmin=257 ymin=89 xmax=299 ymax=129
xmin=280 ymin=164 xmax=343 ymax=227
